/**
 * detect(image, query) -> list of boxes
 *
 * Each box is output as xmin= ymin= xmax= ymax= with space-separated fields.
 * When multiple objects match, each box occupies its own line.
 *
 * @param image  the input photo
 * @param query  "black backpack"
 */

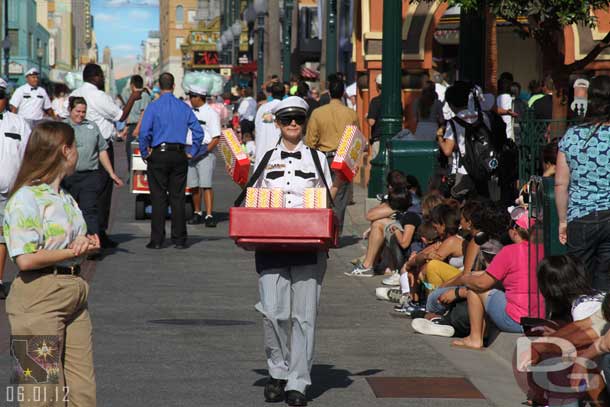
xmin=450 ymin=98 xmax=517 ymax=185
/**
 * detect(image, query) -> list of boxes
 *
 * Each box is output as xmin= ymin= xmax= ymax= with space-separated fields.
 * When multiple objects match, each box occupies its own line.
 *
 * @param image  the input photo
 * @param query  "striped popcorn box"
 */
xmin=270 ymin=189 xmax=284 ymax=208
xmin=258 ymin=188 xmax=272 ymax=208
xmin=245 ymin=187 xmax=259 ymax=208
xmin=331 ymin=125 xmax=365 ymax=181
xmin=220 ymin=128 xmax=251 ymax=185
xmin=304 ymin=188 xmax=327 ymax=208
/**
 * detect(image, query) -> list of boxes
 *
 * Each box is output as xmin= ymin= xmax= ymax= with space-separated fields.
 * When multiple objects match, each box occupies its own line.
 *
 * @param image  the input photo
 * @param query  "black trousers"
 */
xmin=326 ymin=156 xmax=349 ymax=235
xmin=97 ymin=141 xmax=114 ymax=234
xmin=63 ymin=170 xmax=101 ymax=235
xmin=125 ymin=124 xmax=137 ymax=174
xmin=146 ymin=149 xmax=188 ymax=245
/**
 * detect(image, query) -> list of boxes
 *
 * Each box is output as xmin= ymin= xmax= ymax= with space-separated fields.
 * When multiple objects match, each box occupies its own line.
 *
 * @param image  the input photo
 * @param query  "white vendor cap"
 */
xmin=25 ymin=67 xmax=40 ymax=76
xmin=272 ymin=96 xmax=309 ymax=117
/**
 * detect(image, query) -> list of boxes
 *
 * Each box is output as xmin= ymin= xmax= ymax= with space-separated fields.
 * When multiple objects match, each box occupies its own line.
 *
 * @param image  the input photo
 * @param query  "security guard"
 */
xmin=9 ymin=68 xmax=56 ymax=124
xmin=62 ymin=96 xmax=124 ymax=236
xmin=185 ymin=84 xmax=221 ymax=227
xmin=139 ymin=72 xmax=204 ymax=249
xmin=0 ymin=77 xmax=31 ymax=299
xmin=248 ymin=96 xmax=342 ymax=406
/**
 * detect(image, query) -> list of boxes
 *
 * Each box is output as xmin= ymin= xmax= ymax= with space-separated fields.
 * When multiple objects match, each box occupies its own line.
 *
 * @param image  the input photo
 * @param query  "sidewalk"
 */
xmin=0 ymin=148 xmax=525 ymax=406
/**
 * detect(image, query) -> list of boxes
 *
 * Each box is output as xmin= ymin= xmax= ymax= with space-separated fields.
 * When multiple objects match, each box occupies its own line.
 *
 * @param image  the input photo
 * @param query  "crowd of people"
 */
xmin=2 ymin=60 xmax=610 ymax=405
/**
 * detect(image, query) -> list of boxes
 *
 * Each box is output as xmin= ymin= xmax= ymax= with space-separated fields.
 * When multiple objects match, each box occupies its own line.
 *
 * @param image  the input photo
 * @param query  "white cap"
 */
xmin=25 ymin=67 xmax=39 ymax=76
xmin=188 ymin=85 xmax=207 ymax=97
xmin=272 ymin=96 xmax=309 ymax=117
xmin=376 ymin=74 xmax=382 ymax=86
xmin=0 ymin=78 xmax=7 ymax=89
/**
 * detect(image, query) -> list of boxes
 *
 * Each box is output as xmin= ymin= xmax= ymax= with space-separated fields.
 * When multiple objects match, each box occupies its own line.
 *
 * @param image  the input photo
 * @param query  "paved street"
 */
xmin=0 ymin=148 xmax=526 ymax=406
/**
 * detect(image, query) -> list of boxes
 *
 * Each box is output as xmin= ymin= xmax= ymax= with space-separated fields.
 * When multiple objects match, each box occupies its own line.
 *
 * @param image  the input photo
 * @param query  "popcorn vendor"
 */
xmin=248 ymin=96 xmax=343 ymax=406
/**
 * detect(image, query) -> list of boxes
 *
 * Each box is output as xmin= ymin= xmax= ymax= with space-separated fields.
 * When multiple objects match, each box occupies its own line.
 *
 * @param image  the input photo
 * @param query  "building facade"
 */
xmin=159 ymin=0 xmax=198 ymax=97
xmin=72 ymin=0 xmax=92 ymax=67
xmin=143 ymin=31 xmax=161 ymax=67
xmin=5 ymin=0 xmax=50 ymax=86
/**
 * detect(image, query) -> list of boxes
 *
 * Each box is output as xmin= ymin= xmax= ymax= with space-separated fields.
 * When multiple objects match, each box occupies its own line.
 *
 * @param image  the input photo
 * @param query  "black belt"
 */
xmin=31 ymin=265 xmax=81 ymax=275
xmin=153 ymin=143 xmax=185 ymax=152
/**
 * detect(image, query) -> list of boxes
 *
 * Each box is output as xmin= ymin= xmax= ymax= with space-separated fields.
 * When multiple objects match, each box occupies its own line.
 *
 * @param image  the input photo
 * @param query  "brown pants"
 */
xmin=6 ymin=272 xmax=96 ymax=407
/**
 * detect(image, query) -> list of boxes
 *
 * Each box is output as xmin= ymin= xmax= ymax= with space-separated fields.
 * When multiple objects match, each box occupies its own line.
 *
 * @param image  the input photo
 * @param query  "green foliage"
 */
xmin=444 ymin=0 xmax=610 ymax=30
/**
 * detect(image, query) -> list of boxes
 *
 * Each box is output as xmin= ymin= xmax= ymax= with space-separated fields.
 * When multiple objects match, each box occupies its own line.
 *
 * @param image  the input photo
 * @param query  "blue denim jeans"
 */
xmin=426 ymin=286 xmax=455 ymax=315
xmin=567 ymin=209 xmax=610 ymax=291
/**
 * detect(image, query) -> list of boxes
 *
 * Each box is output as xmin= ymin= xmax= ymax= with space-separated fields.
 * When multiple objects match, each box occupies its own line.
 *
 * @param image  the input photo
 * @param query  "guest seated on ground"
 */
xmin=452 ymin=206 xmax=544 ymax=350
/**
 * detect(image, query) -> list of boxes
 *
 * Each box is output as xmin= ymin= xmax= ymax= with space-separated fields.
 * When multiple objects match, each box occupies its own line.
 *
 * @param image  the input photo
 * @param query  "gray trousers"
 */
xmin=255 ymin=251 xmax=327 ymax=393
xmin=326 ymin=156 xmax=350 ymax=236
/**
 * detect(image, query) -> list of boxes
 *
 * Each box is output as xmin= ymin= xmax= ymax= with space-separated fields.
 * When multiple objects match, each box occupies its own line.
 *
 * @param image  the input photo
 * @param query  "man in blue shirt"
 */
xmin=139 ymin=72 xmax=205 ymax=249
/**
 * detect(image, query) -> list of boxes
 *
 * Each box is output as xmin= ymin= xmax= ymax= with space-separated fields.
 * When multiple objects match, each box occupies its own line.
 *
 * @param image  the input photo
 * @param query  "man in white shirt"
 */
xmin=186 ymin=85 xmax=220 ymax=227
xmin=254 ymin=82 xmax=285 ymax=167
xmin=237 ymin=87 xmax=257 ymax=124
xmin=0 ymin=77 xmax=31 ymax=298
xmin=70 ymin=63 xmax=142 ymax=248
xmin=9 ymin=68 xmax=55 ymax=124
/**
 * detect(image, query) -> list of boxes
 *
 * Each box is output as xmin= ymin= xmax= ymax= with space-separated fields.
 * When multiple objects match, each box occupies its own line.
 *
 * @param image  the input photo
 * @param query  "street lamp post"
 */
xmin=368 ymin=0 xmax=403 ymax=199
xmin=325 ymin=0 xmax=337 ymax=77
xmin=37 ymin=47 xmax=44 ymax=76
xmin=231 ymin=21 xmax=242 ymax=86
xmin=254 ymin=0 xmax=267 ymax=92
xmin=282 ymin=0 xmax=293 ymax=83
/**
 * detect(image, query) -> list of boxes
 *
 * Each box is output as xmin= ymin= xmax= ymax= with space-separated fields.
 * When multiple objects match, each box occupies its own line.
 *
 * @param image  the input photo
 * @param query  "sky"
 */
xmin=91 ymin=0 xmax=160 ymax=79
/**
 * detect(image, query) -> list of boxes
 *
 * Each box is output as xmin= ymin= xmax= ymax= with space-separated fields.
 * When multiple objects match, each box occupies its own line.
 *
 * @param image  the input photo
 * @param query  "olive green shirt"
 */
xmin=66 ymin=118 xmax=108 ymax=172
xmin=122 ymin=86 xmax=151 ymax=125
xmin=305 ymin=99 xmax=359 ymax=152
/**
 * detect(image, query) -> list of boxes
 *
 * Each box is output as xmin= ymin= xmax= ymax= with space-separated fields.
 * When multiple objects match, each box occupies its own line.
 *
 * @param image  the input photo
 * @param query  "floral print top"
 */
xmin=2 ymin=183 xmax=87 ymax=267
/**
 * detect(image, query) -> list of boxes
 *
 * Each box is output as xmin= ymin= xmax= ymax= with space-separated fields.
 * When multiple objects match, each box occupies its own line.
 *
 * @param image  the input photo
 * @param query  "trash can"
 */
xmin=387 ymin=140 xmax=439 ymax=193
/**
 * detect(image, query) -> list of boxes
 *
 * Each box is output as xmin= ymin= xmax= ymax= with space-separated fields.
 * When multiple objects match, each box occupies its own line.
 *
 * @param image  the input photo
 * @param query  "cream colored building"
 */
xmin=47 ymin=0 xmax=73 ymax=71
xmin=159 ymin=0 xmax=198 ymax=97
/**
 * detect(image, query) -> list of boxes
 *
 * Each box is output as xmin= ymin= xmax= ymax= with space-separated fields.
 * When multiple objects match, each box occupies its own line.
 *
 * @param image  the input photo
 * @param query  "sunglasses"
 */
xmin=277 ymin=115 xmax=306 ymax=126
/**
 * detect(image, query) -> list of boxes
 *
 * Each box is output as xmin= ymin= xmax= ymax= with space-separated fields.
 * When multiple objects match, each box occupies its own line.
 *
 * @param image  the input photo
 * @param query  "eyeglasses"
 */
xmin=277 ymin=115 xmax=306 ymax=126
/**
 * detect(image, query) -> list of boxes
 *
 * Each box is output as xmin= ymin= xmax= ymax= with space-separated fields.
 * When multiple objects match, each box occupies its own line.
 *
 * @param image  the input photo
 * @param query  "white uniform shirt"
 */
xmin=254 ymin=140 xmax=332 ymax=209
xmin=9 ymin=84 xmax=52 ymax=121
xmin=186 ymin=103 xmax=221 ymax=145
xmin=254 ymin=99 xmax=282 ymax=167
xmin=69 ymin=82 xmax=123 ymax=140
xmin=0 ymin=112 xmax=31 ymax=194
xmin=237 ymin=96 xmax=257 ymax=122
xmin=496 ymin=93 xmax=515 ymax=141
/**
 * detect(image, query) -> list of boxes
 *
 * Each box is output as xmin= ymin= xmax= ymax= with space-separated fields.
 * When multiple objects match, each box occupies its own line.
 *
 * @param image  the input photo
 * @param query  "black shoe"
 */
xmin=264 ymin=378 xmax=287 ymax=403
xmin=0 ymin=283 xmax=7 ymax=300
xmin=100 ymin=233 xmax=118 ymax=249
xmin=204 ymin=215 xmax=217 ymax=228
xmin=285 ymin=390 xmax=307 ymax=406
xmin=188 ymin=213 xmax=202 ymax=225
xmin=146 ymin=242 xmax=162 ymax=249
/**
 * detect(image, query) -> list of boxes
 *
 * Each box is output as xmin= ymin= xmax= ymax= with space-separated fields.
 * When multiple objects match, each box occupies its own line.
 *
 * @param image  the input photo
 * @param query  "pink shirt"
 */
xmin=486 ymin=241 xmax=545 ymax=323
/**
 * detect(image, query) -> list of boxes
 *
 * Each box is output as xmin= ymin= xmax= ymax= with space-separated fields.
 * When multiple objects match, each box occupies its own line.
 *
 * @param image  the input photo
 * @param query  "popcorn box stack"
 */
xmin=220 ymin=128 xmax=250 ymax=185
xmin=304 ymin=188 xmax=327 ymax=209
xmin=244 ymin=188 xmax=285 ymax=208
xmin=331 ymin=125 xmax=365 ymax=181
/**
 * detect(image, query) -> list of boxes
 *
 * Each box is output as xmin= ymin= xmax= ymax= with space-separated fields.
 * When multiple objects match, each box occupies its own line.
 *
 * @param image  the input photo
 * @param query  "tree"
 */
xmin=435 ymin=0 xmax=610 ymax=119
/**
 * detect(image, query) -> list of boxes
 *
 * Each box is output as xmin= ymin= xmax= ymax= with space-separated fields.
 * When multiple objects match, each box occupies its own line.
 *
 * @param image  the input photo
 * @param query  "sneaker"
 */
xmin=394 ymin=300 xmax=426 ymax=316
xmin=344 ymin=263 xmax=374 ymax=277
xmin=387 ymin=290 xmax=410 ymax=304
xmin=188 ymin=213 xmax=202 ymax=225
xmin=375 ymin=287 xmax=393 ymax=301
xmin=204 ymin=215 xmax=217 ymax=228
xmin=382 ymin=271 xmax=400 ymax=287
xmin=411 ymin=318 xmax=455 ymax=337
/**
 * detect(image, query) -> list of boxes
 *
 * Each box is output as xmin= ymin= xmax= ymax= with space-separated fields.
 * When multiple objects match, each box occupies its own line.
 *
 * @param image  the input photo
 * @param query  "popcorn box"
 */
xmin=245 ymin=188 xmax=259 ymax=208
xmin=331 ymin=125 xmax=365 ymax=181
xmin=304 ymin=188 xmax=327 ymax=209
xmin=270 ymin=189 xmax=284 ymax=208
xmin=220 ymin=128 xmax=250 ymax=185
xmin=258 ymin=188 xmax=271 ymax=208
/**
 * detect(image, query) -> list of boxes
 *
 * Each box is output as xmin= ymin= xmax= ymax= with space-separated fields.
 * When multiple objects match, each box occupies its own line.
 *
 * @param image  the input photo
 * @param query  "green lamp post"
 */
xmin=282 ymin=0 xmax=294 ymax=83
xmin=325 ymin=0 xmax=337 ymax=76
xmin=368 ymin=0 xmax=403 ymax=199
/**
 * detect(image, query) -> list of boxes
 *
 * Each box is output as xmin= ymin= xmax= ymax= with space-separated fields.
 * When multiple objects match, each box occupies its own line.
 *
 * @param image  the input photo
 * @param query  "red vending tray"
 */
xmin=229 ymin=207 xmax=339 ymax=251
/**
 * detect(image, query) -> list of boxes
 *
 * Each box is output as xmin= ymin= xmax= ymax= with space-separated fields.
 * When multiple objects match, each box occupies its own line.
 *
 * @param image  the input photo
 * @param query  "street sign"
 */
xmin=8 ymin=62 xmax=23 ymax=75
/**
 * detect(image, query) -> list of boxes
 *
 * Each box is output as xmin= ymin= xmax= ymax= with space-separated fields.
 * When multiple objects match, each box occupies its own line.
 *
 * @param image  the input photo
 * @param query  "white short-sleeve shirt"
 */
xmin=0 ymin=112 xmax=31 ymax=194
xmin=496 ymin=93 xmax=514 ymax=141
xmin=69 ymin=82 xmax=123 ymax=140
xmin=186 ymin=103 xmax=221 ymax=145
xmin=254 ymin=99 xmax=282 ymax=167
xmin=254 ymin=140 xmax=332 ymax=209
xmin=444 ymin=109 xmax=491 ymax=175
xmin=9 ymin=84 xmax=52 ymax=121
